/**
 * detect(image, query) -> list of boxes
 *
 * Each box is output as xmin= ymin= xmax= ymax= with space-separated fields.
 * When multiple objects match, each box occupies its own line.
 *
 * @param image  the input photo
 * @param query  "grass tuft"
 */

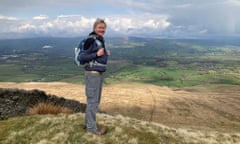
xmin=28 ymin=103 xmax=74 ymax=115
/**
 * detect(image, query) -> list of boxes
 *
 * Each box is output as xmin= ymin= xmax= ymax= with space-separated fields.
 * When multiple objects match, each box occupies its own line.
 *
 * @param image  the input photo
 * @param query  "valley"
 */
xmin=0 ymin=37 xmax=240 ymax=87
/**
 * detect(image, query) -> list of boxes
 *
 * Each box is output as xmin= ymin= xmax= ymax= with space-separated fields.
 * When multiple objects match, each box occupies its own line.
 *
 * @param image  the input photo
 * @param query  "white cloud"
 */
xmin=225 ymin=0 xmax=240 ymax=5
xmin=106 ymin=17 xmax=134 ymax=32
xmin=42 ymin=45 xmax=53 ymax=49
xmin=0 ymin=14 xmax=171 ymax=38
xmin=33 ymin=15 xmax=49 ymax=20
xmin=17 ymin=24 xmax=36 ymax=32
xmin=0 ymin=0 xmax=240 ymax=38
xmin=39 ymin=22 xmax=53 ymax=33
xmin=143 ymin=19 xmax=170 ymax=29
xmin=0 ymin=15 xmax=18 ymax=20
xmin=104 ymin=14 xmax=170 ymax=36
xmin=175 ymin=3 xmax=192 ymax=8
xmin=199 ymin=29 xmax=208 ymax=34
xmin=57 ymin=15 xmax=83 ymax=18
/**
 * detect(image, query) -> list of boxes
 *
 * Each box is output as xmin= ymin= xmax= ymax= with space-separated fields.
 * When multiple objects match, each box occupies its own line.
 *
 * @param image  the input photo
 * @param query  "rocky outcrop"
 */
xmin=0 ymin=88 xmax=86 ymax=120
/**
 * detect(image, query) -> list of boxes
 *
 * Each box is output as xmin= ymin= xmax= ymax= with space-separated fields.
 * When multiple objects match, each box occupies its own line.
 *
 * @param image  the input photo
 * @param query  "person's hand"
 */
xmin=96 ymin=48 xmax=104 ymax=57
xmin=106 ymin=50 xmax=110 ymax=56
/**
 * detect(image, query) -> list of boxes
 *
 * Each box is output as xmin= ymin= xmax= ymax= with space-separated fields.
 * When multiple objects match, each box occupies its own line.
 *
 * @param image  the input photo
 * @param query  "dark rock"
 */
xmin=0 ymin=88 xmax=86 ymax=120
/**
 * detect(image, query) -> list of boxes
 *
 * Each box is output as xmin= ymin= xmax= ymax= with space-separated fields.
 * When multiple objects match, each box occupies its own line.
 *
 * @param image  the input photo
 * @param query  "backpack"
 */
xmin=74 ymin=35 xmax=101 ymax=66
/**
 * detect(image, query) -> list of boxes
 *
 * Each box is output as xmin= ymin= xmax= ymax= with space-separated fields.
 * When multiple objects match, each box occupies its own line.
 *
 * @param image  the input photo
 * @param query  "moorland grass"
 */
xmin=0 ymin=113 xmax=239 ymax=144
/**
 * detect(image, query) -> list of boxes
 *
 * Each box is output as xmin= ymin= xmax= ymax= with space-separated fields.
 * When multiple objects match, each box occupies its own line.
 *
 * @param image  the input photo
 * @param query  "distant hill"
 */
xmin=1 ymin=36 xmax=240 ymax=58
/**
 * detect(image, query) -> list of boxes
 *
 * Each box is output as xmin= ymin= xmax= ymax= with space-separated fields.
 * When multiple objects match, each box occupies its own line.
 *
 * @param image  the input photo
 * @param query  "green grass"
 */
xmin=0 ymin=113 xmax=239 ymax=144
xmin=105 ymin=65 xmax=220 ymax=87
xmin=0 ymin=57 xmax=84 ymax=82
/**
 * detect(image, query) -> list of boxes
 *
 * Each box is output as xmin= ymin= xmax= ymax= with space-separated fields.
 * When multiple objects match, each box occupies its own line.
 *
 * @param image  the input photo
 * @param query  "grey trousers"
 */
xmin=84 ymin=73 xmax=103 ymax=132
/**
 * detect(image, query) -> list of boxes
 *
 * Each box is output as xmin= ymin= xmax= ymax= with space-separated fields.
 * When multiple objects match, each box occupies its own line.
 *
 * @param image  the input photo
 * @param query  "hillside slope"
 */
xmin=0 ymin=113 xmax=240 ymax=144
xmin=0 ymin=82 xmax=240 ymax=132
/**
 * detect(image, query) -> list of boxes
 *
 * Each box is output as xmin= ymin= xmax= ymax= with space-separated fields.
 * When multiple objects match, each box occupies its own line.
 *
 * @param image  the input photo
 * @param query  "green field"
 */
xmin=0 ymin=37 xmax=240 ymax=88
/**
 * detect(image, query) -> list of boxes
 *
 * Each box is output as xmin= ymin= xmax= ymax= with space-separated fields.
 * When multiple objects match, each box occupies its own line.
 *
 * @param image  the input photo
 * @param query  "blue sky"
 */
xmin=0 ymin=0 xmax=240 ymax=39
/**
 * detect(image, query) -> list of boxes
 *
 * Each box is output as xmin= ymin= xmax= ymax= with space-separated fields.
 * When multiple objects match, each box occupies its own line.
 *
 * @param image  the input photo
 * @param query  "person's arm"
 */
xmin=79 ymin=38 xmax=104 ymax=62
xmin=79 ymin=51 xmax=97 ymax=62
xmin=78 ymin=37 xmax=96 ymax=62
xmin=79 ymin=48 xmax=105 ymax=62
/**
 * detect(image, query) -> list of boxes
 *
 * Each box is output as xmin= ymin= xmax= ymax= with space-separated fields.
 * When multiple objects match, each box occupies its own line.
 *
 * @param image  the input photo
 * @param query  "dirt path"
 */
xmin=1 ymin=82 xmax=239 ymax=132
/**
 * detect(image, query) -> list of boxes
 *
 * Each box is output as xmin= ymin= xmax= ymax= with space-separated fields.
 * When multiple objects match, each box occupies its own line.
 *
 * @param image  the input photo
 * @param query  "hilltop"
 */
xmin=0 ymin=82 xmax=240 ymax=132
xmin=0 ymin=82 xmax=240 ymax=143
xmin=0 ymin=113 xmax=239 ymax=144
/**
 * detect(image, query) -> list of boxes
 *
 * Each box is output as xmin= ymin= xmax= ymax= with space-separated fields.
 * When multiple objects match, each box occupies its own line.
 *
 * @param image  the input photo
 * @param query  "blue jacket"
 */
xmin=79 ymin=32 xmax=108 ymax=72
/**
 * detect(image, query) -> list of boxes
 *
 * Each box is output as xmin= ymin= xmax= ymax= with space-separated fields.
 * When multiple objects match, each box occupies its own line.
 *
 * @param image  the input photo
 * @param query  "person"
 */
xmin=79 ymin=18 xmax=110 ymax=135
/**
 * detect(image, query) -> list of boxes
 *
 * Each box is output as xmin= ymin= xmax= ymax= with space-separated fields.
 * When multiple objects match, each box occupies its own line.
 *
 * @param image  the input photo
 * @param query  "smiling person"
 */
xmin=79 ymin=18 xmax=110 ymax=135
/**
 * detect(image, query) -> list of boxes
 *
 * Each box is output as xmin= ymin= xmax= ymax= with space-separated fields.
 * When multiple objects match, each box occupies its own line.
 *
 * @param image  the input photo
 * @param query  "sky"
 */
xmin=0 ymin=0 xmax=240 ymax=39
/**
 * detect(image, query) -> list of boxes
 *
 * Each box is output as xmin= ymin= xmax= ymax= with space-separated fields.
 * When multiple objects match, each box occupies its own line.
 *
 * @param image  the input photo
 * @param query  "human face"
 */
xmin=94 ymin=23 xmax=106 ymax=37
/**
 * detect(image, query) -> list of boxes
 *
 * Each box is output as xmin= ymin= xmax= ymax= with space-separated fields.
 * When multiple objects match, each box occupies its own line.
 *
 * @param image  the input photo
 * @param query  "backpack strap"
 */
xmin=85 ymin=35 xmax=104 ymax=66
xmin=88 ymin=35 xmax=102 ymax=48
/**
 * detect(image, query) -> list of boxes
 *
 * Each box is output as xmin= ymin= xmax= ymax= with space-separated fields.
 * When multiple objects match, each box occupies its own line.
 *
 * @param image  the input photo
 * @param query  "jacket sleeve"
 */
xmin=79 ymin=38 xmax=97 ymax=62
xmin=79 ymin=51 xmax=97 ymax=62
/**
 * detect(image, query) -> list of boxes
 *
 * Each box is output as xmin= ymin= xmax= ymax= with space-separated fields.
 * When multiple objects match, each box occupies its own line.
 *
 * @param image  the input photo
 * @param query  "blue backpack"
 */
xmin=74 ymin=35 xmax=101 ymax=66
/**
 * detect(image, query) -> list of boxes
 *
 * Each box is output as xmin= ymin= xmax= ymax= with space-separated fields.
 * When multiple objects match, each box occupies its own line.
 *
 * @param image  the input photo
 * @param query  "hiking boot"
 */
xmin=82 ymin=125 xmax=87 ymax=130
xmin=88 ymin=128 xmax=107 ymax=136
xmin=83 ymin=123 xmax=104 ymax=130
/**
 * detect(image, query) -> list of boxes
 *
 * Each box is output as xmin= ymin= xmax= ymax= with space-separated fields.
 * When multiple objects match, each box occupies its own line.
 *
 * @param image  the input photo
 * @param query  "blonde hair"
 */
xmin=93 ymin=18 xmax=107 ymax=30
